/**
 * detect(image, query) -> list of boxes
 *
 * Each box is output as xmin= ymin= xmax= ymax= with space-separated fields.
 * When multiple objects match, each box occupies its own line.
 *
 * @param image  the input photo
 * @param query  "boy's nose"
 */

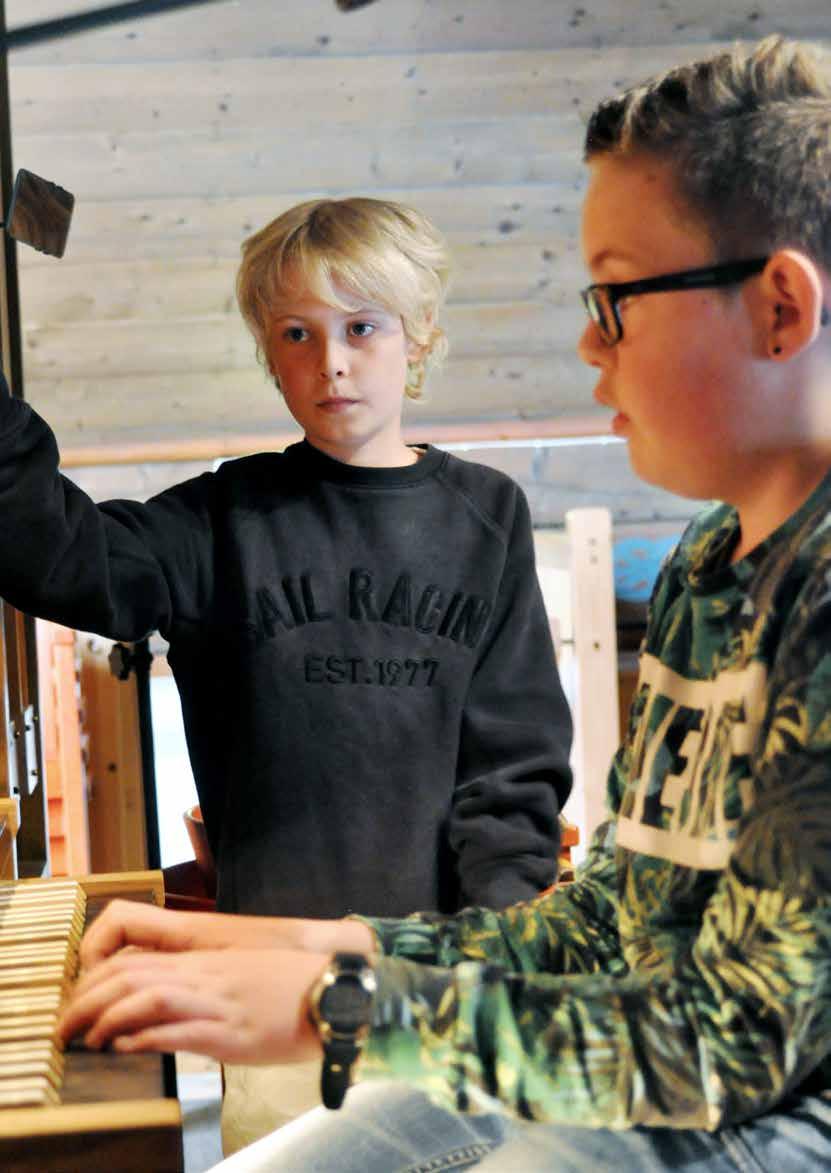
xmin=320 ymin=337 xmax=348 ymax=379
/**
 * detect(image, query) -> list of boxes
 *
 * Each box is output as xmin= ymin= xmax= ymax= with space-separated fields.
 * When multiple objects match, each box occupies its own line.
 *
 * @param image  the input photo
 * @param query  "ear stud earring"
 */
xmin=772 ymin=304 xmax=783 ymax=353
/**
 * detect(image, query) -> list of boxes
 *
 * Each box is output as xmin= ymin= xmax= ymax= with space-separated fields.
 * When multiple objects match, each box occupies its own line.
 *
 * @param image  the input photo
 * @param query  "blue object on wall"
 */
xmin=613 ymin=534 xmax=680 ymax=603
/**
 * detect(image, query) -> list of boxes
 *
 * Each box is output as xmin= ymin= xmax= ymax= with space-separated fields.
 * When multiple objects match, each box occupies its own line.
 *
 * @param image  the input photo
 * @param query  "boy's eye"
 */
xmin=349 ymin=321 xmax=375 ymax=338
xmin=283 ymin=326 xmax=308 ymax=343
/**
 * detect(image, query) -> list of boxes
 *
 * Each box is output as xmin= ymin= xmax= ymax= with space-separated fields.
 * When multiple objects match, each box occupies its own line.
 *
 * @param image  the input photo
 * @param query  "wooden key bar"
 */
xmin=0 ymin=871 xmax=182 ymax=1171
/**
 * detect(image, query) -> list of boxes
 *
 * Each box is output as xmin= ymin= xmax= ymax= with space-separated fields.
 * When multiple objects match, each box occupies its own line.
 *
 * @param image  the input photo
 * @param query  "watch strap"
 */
xmin=313 ymin=952 xmax=376 ymax=1111
xmin=320 ymin=1036 xmax=361 ymax=1110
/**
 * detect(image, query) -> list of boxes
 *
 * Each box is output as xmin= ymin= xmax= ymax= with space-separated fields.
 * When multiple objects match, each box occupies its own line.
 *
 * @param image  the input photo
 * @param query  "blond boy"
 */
xmin=0 ymin=196 xmax=571 ymax=1148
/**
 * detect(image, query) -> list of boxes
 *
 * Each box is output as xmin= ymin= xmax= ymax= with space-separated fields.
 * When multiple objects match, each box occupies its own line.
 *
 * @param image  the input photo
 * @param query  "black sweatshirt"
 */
xmin=0 ymin=390 xmax=572 ymax=917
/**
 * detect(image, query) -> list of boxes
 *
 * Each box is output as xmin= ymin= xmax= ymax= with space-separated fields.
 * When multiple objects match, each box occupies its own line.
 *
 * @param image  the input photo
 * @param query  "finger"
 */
xmin=112 ymin=1020 xmax=254 ymax=1064
xmin=66 ymin=950 xmax=175 ymax=1019
xmin=59 ymin=966 xmax=145 ymax=1044
xmin=83 ymin=985 xmax=224 ymax=1050
xmin=80 ymin=901 xmax=163 ymax=966
xmin=60 ymin=957 xmax=205 ymax=1044
xmin=80 ymin=902 xmax=197 ymax=967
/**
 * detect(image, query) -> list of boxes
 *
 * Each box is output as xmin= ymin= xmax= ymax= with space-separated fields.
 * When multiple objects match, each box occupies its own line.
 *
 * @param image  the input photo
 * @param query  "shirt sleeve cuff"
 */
xmin=348 ymin=913 xmax=447 ymax=963
xmin=360 ymin=956 xmax=504 ymax=1115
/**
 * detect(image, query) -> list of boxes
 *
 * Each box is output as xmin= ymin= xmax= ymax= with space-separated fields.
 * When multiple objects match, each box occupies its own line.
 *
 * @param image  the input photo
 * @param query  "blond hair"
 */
xmin=584 ymin=36 xmax=831 ymax=268
xmin=237 ymin=196 xmax=451 ymax=398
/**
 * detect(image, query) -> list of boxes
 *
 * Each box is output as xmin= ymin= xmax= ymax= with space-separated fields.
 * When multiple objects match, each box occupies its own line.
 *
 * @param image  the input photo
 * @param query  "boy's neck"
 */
xmin=730 ymin=451 xmax=831 ymax=563
xmin=305 ymin=436 xmax=420 ymax=469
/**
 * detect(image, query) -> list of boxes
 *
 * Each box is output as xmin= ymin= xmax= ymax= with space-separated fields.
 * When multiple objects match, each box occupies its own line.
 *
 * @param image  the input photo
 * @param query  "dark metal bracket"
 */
xmin=3 ymin=0 xmax=382 ymax=52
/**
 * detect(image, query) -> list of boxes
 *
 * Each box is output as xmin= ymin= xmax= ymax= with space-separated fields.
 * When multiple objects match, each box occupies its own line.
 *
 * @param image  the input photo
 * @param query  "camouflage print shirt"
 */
xmin=357 ymin=474 xmax=831 ymax=1131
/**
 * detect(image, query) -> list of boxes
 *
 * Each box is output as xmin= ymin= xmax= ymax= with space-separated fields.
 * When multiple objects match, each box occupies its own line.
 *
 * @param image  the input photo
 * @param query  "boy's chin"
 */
xmin=628 ymin=450 xmax=710 ymax=503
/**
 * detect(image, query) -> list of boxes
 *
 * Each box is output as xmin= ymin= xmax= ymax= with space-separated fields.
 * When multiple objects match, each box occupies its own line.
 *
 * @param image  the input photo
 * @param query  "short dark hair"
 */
xmin=584 ymin=36 xmax=831 ymax=269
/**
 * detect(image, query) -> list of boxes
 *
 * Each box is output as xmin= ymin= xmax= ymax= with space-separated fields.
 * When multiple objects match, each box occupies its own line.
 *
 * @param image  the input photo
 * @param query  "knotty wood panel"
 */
xmin=23 ymin=302 xmax=587 ymax=376
xmin=5 ymin=0 xmax=829 ymax=505
xmin=10 ymin=47 xmax=705 ymax=137
xmin=13 ymin=117 xmax=578 ymax=202
xmin=21 ymin=244 xmax=582 ymax=319
xmin=24 ymin=353 xmax=601 ymax=446
xmin=59 ymin=436 xmax=700 ymax=530
xmin=14 ymin=185 xmax=584 ymax=266
xmin=10 ymin=0 xmax=829 ymax=63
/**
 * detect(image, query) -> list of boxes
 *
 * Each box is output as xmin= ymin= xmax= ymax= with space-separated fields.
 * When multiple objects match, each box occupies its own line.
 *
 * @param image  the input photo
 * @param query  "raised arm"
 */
xmin=0 ymin=384 xmax=214 ymax=639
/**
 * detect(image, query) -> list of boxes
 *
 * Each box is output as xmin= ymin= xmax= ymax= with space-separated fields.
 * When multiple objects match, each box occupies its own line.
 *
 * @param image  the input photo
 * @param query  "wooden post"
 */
xmin=0 ymin=0 xmax=48 ymax=878
xmin=565 ymin=507 xmax=620 ymax=854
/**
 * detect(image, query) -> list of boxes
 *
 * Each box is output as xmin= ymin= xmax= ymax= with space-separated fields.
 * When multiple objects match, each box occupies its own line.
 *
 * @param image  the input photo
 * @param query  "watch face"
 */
xmin=319 ymin=976 xmax=373 ymax=1033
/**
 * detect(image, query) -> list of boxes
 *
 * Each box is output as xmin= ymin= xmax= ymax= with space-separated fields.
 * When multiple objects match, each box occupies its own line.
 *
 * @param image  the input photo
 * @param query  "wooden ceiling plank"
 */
xmin=13 ymin=186 xmax=584 ymax=269
xmin=55 ymin=413 xmax=612 ymax=471
xmin=9 ymin=45 xmax=720 ymax=137
xmin=9 ymin=0 xmax=828 ymax=65
xmin=21 ymin=302 xmax=589 ymax=381
xmin=10 ymin=116 xmax=581 ymax=202
xmin=18 ymin=243 xmax=586 ymax=323
xmin=24 ymin=351 xmax=599 ymax=440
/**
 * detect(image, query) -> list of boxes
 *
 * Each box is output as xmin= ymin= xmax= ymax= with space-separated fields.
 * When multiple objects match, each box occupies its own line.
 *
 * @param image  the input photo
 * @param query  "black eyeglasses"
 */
xmin=580 ymin=257 xmax=769 ymax=345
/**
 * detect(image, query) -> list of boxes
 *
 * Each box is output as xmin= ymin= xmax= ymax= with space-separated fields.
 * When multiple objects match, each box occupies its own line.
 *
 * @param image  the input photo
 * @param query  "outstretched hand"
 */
xmin=58 ymin=945 xmax=329 ymax=1065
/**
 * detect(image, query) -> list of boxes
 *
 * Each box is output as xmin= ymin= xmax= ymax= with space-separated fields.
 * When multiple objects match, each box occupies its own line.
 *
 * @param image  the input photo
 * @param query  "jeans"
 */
xmin=221 ymin=1060 xmax=321 ymax=1155
xmin=207 ymin=1080 xmax=831 ymax=1173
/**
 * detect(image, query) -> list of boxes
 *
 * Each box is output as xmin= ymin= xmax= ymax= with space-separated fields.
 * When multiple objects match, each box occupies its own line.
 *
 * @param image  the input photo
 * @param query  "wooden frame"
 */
xmin=0 ymin=870 xmax=182 ymax=1172
xmin=534 ymin=508 xmax=620 ymax=861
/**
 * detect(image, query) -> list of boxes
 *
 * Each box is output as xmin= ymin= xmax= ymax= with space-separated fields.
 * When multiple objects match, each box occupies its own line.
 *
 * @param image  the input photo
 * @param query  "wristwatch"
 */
xmin=308 ymin=951 xmax=377 ymax=1109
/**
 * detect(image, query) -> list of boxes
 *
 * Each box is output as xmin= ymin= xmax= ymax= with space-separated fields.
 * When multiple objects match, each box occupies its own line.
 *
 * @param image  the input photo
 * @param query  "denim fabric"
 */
xmin=221 ymin=1060 xmax=322 ymax=1156
xmin=207 ymin=1081 xmax=831 ymax=1173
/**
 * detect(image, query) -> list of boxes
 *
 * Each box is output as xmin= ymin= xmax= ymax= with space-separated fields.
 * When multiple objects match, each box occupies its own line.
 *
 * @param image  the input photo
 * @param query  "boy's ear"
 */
xmin=262 ymin=342 xmax=282 ymax=389
xmin=406 ymin=336 xmax=428 ymax=364
xmin=763 ymin=249 xmax=828 ymax=360
xmin=265 ymin=360 xmax=282 ymax=392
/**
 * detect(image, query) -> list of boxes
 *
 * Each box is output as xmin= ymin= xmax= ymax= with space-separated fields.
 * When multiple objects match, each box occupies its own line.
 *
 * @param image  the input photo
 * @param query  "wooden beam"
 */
xmin=10 ymin=0 xmax=827 ymax=65
xmin=11 ymin=116 xmax=581 ymax=203
xmin=22 ymin=304 xmax=588 ymax=376
xmin=58 ymin=413 xmax=611 ymax=468
xmin=10 ymin=47 xmax=710 ymax=137
xmin=13 ymin=186 xmax=583 ymax=267
xmin=19 ymin=244 xmax=584 ymax=322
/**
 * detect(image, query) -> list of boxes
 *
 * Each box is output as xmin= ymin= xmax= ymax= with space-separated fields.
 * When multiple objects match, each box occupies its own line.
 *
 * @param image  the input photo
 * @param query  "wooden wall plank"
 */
xmin=19 ymin=243 xmax=583 ymax=322
xmin=24 ymin=356 xmax=600 ymax=447
xmin=11 ymin=116 xmax=579 ymax=202
xmin=21 ymin=302 xmax=587 ymax=380
xmin=9 ymin=0 xmax=828 ymax=65
xmin=13 ymin=185 xmax=583 ymax=267
xmin=9 ymin=46 xmax=714 ymax=137
xmin=6 ymin=0 xmax=827 ymax=510
xmin=60 ymin=436 xmax=700 ymax=531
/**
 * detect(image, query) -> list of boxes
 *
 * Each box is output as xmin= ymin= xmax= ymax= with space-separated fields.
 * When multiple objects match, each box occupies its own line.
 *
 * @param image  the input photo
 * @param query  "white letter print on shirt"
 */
xmin=616 ymin=653 xmax=768 ymax=870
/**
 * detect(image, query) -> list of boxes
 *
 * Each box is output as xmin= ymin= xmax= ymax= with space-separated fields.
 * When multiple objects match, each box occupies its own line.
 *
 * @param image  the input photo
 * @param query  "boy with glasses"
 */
xmin=61 ymin=34 xmax=831 ymax=1172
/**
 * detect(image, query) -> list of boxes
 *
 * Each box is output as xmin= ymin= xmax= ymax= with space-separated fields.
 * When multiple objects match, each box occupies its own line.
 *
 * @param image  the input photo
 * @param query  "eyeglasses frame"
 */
xmin=580 ymin=257 xmax=770 ymax=345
